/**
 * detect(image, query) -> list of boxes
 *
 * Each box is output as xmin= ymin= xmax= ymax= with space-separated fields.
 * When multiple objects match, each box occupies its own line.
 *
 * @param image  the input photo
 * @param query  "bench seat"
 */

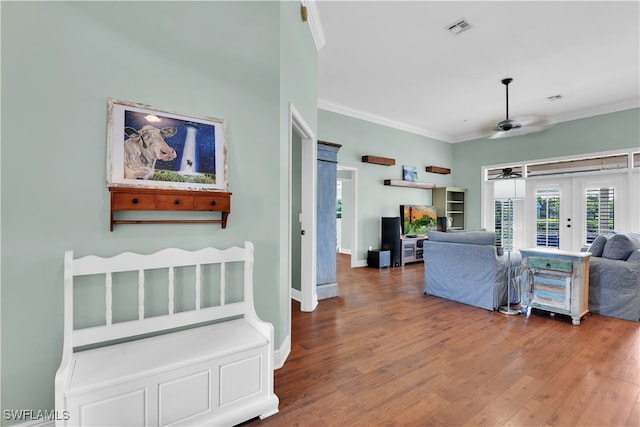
xmin=55 ymin=243 xmax=279 ymax=426
xmin=69 ymin=319 xmax=266 ymax=395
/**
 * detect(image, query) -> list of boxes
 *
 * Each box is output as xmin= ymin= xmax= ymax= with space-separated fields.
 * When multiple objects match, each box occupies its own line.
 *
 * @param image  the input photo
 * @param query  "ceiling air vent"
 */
xmin=446 ymin=18 xmax=472 ymax=35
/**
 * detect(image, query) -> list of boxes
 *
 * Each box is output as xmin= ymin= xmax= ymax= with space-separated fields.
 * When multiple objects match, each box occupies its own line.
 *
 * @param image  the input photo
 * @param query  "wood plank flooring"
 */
xmin=247 ymin=254 xmax=640 ymax=426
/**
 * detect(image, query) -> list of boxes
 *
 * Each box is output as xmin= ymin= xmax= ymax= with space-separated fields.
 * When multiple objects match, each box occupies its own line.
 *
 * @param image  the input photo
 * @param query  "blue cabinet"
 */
xmin=317 ymin=141 xmax=341 ymax=299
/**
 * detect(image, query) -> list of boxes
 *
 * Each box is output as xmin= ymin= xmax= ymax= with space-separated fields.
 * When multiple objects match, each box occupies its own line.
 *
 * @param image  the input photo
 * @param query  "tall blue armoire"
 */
xmin=317 ymin=141 xmax=341 ymax=299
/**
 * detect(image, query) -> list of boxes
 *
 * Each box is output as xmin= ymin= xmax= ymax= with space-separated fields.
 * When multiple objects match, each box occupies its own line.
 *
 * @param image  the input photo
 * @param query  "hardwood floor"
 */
xmin=248 ymin=254 xmax=640 ymax=426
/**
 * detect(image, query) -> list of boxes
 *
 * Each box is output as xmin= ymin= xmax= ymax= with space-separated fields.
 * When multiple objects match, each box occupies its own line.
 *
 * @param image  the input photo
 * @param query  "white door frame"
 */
xmin=337 ymin=165 xmax=359 ymax=268
xmin=288 ymin=103 xmax=317 ymax=312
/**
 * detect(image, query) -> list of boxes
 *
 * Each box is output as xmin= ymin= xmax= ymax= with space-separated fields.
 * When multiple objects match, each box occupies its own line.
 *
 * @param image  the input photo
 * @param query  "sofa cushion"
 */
xmin=627 ymin=249 xmax=640 ymax=264
xmin=588 ymin=235 xmax=608 ymax=257
xmin=427 ymin=230 xmax=495 ymax=246
xmin=602 ymin=234 xmax=640 ymax=261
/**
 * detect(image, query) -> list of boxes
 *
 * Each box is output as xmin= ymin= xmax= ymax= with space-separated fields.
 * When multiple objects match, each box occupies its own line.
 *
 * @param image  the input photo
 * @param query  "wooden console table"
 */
xmin=520 ymin=248 xmax=591 ymax=325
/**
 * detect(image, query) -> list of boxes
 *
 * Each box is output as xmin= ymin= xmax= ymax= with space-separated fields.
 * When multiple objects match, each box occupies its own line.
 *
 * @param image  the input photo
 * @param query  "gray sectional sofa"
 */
xmin=587 ymin=232 xmax=640 ymax=322
xmin=423 ymin=230 xmax=521 ymax=311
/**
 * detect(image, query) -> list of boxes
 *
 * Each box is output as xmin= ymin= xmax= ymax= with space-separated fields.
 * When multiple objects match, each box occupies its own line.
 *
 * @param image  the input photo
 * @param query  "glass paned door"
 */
xmin=526 ymin=179 xmax=573 ymax=251
xmin=536 ymin=189 xmax=560 ymax=249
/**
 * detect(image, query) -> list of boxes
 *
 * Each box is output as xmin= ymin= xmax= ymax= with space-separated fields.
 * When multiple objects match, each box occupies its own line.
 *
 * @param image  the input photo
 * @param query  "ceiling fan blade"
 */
xmin=489 ymin=116 xmax=553 ymax=139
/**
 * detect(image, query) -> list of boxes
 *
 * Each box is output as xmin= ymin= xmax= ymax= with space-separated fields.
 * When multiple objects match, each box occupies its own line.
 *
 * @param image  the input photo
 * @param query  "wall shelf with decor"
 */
xmin=109 ymin=187 xmax=231 ymax=231
xmin=383 ymin=180 xmax=435 ymax=189
xmin=362 ymin=155 xmax=396 ymax=166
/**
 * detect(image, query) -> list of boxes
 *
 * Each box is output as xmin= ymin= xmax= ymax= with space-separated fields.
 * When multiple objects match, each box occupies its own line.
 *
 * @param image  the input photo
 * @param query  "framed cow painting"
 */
xmin=107 ymin=98 xmax=228 ymax=191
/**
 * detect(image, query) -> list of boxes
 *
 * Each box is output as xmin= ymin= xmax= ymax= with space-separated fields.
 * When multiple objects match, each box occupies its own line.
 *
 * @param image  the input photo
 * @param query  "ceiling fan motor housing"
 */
xmin=496 ymin=119 xmax=522 ymax=131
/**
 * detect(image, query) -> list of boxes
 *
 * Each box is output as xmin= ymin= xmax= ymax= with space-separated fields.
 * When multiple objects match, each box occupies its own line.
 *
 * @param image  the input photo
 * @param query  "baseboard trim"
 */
xmin=8 ymin=419 xmax=54 ymax=427
xmin=274 ymin=333 xmax=291 ymax=370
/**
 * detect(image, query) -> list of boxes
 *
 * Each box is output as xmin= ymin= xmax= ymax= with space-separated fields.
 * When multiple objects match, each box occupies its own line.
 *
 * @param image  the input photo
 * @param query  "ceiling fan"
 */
xmin=495 ymin=167 xmax=522 ymax=179
xmin=489 ymin=78 xmax=552 ymax=139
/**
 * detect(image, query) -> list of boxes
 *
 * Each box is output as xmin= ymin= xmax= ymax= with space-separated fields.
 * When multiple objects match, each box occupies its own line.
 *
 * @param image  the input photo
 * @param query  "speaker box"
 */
xmin=381 ymin=217 xmax=402 ymax=267
xmin=437 ymin=216 xmax=447 ymax=232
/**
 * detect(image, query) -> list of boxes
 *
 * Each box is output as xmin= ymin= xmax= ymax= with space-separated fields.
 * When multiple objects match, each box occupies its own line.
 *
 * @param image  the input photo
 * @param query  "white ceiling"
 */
xmin=316 ymin=1 xmax=640 ymax=143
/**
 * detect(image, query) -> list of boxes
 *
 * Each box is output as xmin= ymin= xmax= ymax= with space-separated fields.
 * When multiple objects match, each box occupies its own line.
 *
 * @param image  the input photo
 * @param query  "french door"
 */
xmin=525 ymin=174 xmax=626 ymax=252
xmin=526 ymin=178 xmax=573 ymax=251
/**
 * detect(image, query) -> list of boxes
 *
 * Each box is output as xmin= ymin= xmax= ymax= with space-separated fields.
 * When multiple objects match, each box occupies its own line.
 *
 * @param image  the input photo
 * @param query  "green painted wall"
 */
xmin=319 ymin=108 xmax=639 ymax=260
xmin=1 ymin=1 xmax=316 ymax=419
xmin=452 ymin=108 xmax=640 ymax=230
xmin=278 ymin=0 xmax=318 ymax=344
xmin=318 ymin=110 xmax=453 ymax=262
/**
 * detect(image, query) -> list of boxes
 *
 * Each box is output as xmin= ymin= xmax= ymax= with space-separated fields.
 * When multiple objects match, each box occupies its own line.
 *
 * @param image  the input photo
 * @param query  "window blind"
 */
xmin=585 ymin=187 xmax=615 ymax=244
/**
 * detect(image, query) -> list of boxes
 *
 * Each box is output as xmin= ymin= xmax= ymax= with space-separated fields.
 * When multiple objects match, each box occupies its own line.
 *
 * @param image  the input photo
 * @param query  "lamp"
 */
xmin=494 ymin=178 xmax=525 ymax=315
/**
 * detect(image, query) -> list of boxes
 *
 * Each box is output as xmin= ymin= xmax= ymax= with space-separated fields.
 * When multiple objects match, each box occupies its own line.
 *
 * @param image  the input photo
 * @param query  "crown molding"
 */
xmin=550 ymin=98 xmax=640 ymax=126
xmin=318 ymin=98 xmax=454 ymax=143
xmin=319 ymin=97 xmax=640 ymax=144
xmin=301 ymin=0 xmax=325 ymax=51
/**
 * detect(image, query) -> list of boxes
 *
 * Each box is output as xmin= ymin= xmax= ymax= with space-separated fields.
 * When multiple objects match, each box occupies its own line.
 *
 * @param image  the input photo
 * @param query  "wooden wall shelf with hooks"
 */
xmin=109 ymin=186 xmax=231 ymax=231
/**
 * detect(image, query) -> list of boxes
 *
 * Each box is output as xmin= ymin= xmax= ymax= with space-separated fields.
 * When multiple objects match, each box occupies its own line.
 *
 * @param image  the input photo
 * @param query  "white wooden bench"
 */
xmin=55 ymin=242 xmax=278 ymax=426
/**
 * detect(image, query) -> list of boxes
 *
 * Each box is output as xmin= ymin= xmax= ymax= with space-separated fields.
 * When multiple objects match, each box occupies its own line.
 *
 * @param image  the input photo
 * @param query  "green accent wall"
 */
xmin=452 ymin=108 xmax=640 ymax=230
xmin=318 ymin=110 xmax=453 ymax=261
xmin=318 ymin=108 xmax=639 ymax=261
xmin=1 ymin=1 xmax=316 ymax=419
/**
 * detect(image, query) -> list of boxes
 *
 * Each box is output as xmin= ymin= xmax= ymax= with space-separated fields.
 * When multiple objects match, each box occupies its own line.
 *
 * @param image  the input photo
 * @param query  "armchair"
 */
xmin=423 ymin=231 xmax=521 ymax=311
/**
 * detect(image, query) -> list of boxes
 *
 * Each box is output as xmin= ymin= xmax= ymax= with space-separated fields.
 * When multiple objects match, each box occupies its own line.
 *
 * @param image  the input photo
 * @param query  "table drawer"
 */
xmin=112 ymin=193 xmax=156 ymax=210
xmin=528 ymin=257 xmax=573 ymax=273
xmin=156 ymin=194 xmax=194 ymax=210
xmin=194 ymin=194 xmax=230 ymax=211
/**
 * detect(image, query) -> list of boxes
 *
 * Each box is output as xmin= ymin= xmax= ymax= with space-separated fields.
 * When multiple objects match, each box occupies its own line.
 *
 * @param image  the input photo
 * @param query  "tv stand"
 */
xmin=401 ymin=235 xmax=427 ymax=266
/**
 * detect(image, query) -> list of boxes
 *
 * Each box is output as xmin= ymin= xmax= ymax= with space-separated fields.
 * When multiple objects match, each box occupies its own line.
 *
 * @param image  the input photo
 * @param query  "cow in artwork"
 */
xmin=123 ymin=125 xmax=177 ymax=179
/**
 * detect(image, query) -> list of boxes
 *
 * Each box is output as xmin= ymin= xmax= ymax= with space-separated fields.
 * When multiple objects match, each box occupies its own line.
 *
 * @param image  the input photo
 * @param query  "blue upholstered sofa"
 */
xmin=587 ymin=233 xmax=640 ymax=322
xmin=423 ymin=231 xmax=521 ymax=311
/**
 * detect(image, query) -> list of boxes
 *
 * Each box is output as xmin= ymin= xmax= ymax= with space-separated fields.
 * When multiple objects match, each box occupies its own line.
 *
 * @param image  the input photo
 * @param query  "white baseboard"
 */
xmin=354 ymin=259 xmax=367 ymax=267
xmin=274 ymin=333 xmax=291 ymax=370
xmin=338 ymin=248 xmax=352 ymax=255
xmin=8 ymin=419 xmax=54 ymax=427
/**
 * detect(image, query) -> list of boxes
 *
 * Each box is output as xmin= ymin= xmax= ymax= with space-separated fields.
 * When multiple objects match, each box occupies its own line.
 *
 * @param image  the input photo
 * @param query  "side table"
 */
xmin=520 ymin=248 xmax=591 ymax=325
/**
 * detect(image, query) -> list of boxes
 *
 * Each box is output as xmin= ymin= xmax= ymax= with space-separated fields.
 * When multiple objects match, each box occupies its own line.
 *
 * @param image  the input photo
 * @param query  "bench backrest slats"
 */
xmin=64 ymin=243 xmax=255 ymax=350
xmin=195 ymin=264 xmax=201 ymax=311
xmin=220 ymin=262 xmax=226 ymax=307
xmin=138 ymin=270 xmax=144 ymax=321
xmin=106 ymin=273 xmax=113 ymax=326
xmin=72 ymin=302 xmax=247 ymax=348
xmin=168 ymin=266 xmax=175 ymax=315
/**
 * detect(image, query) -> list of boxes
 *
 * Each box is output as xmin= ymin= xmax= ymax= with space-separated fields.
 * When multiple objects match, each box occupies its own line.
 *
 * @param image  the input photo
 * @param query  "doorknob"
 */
xmin=301 ymin=230 xmax=305 ymax=235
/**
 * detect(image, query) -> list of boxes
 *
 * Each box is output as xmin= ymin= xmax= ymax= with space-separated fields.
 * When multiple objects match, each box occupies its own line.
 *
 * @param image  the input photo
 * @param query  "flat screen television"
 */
xmin=400 ymin=204 xmax=437 ymax=236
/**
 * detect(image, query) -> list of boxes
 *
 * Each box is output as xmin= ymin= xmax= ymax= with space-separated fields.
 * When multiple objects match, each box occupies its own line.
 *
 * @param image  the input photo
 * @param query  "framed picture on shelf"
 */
xmin=107 ymin=98 xmax=228 ymax=191
xmin=402 ymin=165 xmax=418 ymax=182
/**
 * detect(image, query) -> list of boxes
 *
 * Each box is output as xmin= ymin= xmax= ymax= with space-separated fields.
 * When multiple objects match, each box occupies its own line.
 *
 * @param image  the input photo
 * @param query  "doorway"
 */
xmin=289 ymin=104 xmax=317 ymax=312
xmin=337 ymin=165 xmax=359 ymax=268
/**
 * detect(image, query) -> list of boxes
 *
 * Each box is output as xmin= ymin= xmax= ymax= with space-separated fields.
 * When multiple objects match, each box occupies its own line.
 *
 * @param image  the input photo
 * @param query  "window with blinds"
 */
xmin=536 ymin=190 xmax=560 ymax=248
xmin=494 ymin=200 xmax=513 ymax=250
xmin=585 ymin=187 xmax=615 ymax=244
